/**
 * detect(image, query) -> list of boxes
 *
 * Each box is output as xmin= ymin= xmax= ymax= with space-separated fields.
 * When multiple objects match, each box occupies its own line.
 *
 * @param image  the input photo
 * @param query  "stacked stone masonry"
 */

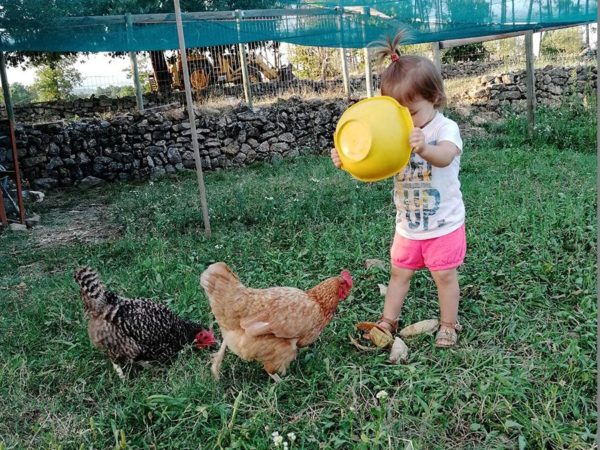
xmin=0 ymin=64 xmax=595 ymax=190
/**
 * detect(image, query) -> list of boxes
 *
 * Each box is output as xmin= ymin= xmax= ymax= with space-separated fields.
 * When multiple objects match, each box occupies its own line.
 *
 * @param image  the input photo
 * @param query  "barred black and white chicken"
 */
xmin=74 ymin=267 xmax=215 ymax=378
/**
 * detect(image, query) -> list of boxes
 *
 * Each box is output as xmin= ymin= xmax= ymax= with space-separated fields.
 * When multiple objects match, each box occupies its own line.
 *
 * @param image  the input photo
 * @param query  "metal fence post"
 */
xmin=0 ymin=52 xmax=26 ymax=225
xmin=126 ymin=14 xmax=144 ymax=112
xmin=235 ymin=9 xmax=253 ymax=108
xmin=432 ymin=41 xmax=441 ymax=72
xmin=173 ymin=0 xmax=212 ymax=235
xmin=340 ymin=48 xmax=350 ymax=98
xmin=362 ymin=7 xmax=373 ymax=97
xmin=525 ymin=31 xmax=536 ymax=137
xmin=337 ymin=7 xmax=351 ymax=98
xmin=364 ymin=48 xmax=372 ymax=97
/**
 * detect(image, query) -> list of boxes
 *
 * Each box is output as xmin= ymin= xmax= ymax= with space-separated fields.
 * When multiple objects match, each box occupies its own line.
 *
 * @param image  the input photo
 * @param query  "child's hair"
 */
xmin=374 ymin=31 xmax=447 ymax=109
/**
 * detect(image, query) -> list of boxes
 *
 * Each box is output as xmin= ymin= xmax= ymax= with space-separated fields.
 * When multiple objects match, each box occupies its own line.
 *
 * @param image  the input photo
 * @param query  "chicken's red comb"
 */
xmin=194 ymin=330 xmax=217 ymax=349
xmin=341 ymin=270 xmax=353 ymax=288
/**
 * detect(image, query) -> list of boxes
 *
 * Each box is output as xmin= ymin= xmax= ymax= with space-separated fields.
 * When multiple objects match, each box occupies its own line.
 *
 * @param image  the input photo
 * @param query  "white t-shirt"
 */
xmin=393 ymin=112 xmax=464 ymax=240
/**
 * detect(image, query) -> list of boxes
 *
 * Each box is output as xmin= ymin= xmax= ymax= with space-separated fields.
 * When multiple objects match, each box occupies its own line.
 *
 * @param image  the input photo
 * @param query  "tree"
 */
xmin=442 ymin=43 xmax=489 ymax=63
xmin=540 ymin=28 xmax=584 ymax=56
xmin=95 ymin=85 xmax=136 ymax=98
xmin=31 ymin=57 xmax=82 ymax=101
xmin=2 ymin=0 xmax=284 ymax=94
xmin=288 ymin=47 xmax=341 ymax=81
xmin=0 ymin=82 xmax=37 ymax=105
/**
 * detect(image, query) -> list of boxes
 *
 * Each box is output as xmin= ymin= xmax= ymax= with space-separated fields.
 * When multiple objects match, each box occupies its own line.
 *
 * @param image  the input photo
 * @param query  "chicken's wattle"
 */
xmin=195 ymin=330 xmax=217 ymax=348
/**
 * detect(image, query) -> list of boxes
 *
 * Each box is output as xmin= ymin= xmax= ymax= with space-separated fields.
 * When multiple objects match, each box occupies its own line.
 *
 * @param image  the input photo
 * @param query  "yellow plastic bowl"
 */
xmin=334 ymin=96 xmax=413 ymax=182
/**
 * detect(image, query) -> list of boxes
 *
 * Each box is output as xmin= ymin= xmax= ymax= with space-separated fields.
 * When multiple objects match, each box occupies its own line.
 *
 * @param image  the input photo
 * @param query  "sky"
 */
xmin=6 ymin=53 xmax=149 ymax=93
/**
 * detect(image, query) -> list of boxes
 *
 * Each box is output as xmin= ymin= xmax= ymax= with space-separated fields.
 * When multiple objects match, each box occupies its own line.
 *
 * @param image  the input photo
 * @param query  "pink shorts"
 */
xmin=391 ymin=224 xmax=466 ymax=271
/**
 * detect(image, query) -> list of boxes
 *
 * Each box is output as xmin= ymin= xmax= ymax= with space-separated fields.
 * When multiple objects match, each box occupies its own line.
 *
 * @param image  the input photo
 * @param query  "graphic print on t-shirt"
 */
xmin=395 ymin=143 xmax=441 ymax=231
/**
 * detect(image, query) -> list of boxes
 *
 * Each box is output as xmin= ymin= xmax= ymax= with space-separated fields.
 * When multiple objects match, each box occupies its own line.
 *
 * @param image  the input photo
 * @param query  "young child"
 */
xmin=331 ymin=34 xmax=466 ymax=347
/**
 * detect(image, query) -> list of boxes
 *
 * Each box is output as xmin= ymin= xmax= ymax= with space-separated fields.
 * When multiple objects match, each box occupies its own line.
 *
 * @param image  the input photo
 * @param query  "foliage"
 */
xmin=123 ymin=53 xmax=152 ymax=93
xmin=288 ymin=46 xmax=341 ymax=80
xmin=399 ymin=43 xmax=432 ymax=57
xmin=94 ymin=85 xmax=136 ymax=98
xmin=442 ymin=43 xmax=489 ymax=63
xmin=0 ymin=102 xmax=596 ymax=449
xmin=3 ymin=0 xmax=283 ymax=68
xmin=483 ymin=36 xmax=524 ymax=61
xmin=540 ymin=27 xmax=584 ymax=56
xmin=0 ymin=82 xmax=36 ymax=105
xmin=30 ymin=56 xmax=82 ymax=101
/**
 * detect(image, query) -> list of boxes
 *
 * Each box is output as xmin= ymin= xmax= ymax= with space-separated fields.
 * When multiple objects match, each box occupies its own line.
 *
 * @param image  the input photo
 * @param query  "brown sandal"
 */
xmin=362 ymin=316 xmax=398 ymax=340
xmin=435 ymin=321 xmax=462 ymax=348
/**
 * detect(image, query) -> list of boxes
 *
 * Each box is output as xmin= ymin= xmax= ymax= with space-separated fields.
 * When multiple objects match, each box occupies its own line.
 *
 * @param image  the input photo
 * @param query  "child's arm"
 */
xmin=409 ymin=128 xmax=460 ymax=168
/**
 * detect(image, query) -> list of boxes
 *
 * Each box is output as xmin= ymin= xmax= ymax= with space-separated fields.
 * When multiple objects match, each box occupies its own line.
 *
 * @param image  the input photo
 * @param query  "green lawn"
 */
xmin=0 ymin=103 xmax=596 ymax=449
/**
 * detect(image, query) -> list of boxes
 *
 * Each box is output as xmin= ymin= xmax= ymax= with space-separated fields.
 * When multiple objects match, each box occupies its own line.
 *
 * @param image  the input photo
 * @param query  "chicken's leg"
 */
xmin=211 ymin=341 xmax=227 ymax=380
xmin=269 ymin=373 xmax=282 ymax=383
xmin=112 ymin=361 xmax=126 ymax=380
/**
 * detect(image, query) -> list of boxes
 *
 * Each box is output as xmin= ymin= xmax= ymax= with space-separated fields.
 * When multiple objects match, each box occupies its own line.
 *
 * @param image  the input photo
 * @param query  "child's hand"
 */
xmin=330 ymin=148 xmax=343 ymax=168
xmin=409 ymin=128 xmax=426 ymax=155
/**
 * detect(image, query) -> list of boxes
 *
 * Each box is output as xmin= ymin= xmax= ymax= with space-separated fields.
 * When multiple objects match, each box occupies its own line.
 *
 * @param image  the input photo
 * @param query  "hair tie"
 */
xmin=390 ymin=53 xmax=399 ymax=62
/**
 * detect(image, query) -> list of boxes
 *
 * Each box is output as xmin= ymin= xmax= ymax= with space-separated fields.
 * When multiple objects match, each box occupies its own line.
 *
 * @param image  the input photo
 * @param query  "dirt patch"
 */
xmin=32 ymin=203 xmax=122 ymax=248
xmin=22 ymin=189 xmax=123 ymax=249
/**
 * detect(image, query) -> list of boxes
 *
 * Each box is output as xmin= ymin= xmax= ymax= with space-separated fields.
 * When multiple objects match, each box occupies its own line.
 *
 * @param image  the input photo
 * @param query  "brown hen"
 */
xmin=200 ymin=262 xmax=352 ymax=381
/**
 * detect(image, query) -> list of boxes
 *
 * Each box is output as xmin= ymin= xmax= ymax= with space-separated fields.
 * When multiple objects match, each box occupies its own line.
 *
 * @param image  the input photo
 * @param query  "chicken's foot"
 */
xmin=211 ymin=341 xmax=227 ymax=380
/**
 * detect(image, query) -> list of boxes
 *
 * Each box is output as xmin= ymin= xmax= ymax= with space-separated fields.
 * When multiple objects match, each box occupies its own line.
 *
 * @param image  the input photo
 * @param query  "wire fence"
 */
xmin=2 ymin=24 xmax=596 ymax=121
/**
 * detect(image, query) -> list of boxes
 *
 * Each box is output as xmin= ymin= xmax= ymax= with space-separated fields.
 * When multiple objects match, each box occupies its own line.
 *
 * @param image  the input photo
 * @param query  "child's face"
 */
xmin=401 ymin=96 xmax=436 ymax=128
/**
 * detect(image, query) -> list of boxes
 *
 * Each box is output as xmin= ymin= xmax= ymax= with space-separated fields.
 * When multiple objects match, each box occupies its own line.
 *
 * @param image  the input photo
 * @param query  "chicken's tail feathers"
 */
xmin=200 ymin=262 xmax=244 ymax=303
xmin=74 ymin=266 xmax=106 ymax=308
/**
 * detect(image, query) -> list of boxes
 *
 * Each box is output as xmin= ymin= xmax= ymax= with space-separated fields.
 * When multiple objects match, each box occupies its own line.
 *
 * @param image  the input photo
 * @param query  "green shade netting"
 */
xmin=0 ymin=0 xmax=596 ymax=52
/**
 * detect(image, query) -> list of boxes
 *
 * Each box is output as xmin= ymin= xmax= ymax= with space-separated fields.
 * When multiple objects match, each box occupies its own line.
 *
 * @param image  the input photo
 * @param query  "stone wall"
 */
xmin=458 ymin=65 xmax=597 ymax=111
xmin=0 ymin=98 xmax=347 ymax=190
xmin=0 ymin=64 xmax=595 ymax=191
xmin=1 ymin=61 xmax=516 ymax=123
xmin=3 ymin=94 xmax=176 ymax=123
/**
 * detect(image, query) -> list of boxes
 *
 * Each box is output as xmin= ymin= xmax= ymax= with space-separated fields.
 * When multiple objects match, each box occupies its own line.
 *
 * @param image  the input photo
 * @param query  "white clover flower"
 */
xmin=283 ymin=442 xmax=289 ymax=450
xmin=272 ymin=432 xmax=284 ymax=447
xmin=265 ymin=196 xmax=274 ymax=201
xmin=376 ymin=390 xmax=388 ymax=400
xmin=214 ymin=244 xmax=223 ymax=249
xmin=287 ymin=432 xmax=296 ymax=442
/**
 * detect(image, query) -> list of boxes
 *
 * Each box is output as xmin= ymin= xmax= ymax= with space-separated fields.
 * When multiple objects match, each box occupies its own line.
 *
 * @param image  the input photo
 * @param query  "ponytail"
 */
xmin=373 ymin=30 xmax=408 ymax=67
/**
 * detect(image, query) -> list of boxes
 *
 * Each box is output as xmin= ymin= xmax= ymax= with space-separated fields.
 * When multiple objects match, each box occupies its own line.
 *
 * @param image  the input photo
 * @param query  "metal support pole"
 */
xmin=0 ymin=188 xmax=7 ymax=225
xmin=173 ymin=0 xmax=211 ymax=235
xmin=432 ymin=41 xmax=441 ymax=72
xmin=337 ymin=7 xmax=350 ymax=99
xmin=362 ymin=7 xmax=372 ymax=97
xmin=364 ymin=48 xmax=372 ymax=97
xmin=585 ymin=24 xmax=590 ymax=48
xmin=340 ymin=48 xmax=350 ymax=98
xmin=126 ymin=14 xmax=144 ymax=112
xmin=235 ymin=10 xmax=253 ymax=108
xmin=0 ymin=54 xmax=14 ymax=121
xmin=525 ymin=31 xmax=536 ymax=137
xmin=0 ymin=52 xmax=25 ymax=225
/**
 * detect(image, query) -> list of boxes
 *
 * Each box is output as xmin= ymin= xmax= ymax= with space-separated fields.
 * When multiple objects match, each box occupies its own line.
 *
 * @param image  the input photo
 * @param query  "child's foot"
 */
xmin=435 ymin=321 xmax=462 ymax=348
xmin=363 ymin=316 xmax=398 ymax=340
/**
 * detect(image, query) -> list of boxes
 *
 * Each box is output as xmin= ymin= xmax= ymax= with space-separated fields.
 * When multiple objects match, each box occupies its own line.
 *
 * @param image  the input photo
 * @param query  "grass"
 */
xmin=0 ymin=102 xmax=597 ymax=449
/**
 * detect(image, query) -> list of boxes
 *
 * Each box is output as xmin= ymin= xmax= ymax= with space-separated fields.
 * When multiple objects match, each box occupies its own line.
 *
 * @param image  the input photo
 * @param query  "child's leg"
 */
xmin=378 ymin=265 xmax=414 ymax=331
xmin=430 ymin=268 xmax=460 ymax=346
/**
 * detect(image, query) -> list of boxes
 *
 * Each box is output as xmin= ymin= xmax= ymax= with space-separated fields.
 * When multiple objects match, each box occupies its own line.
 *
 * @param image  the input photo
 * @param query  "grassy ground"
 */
xmin=0 ymin=103 xmax=597 ymax=449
